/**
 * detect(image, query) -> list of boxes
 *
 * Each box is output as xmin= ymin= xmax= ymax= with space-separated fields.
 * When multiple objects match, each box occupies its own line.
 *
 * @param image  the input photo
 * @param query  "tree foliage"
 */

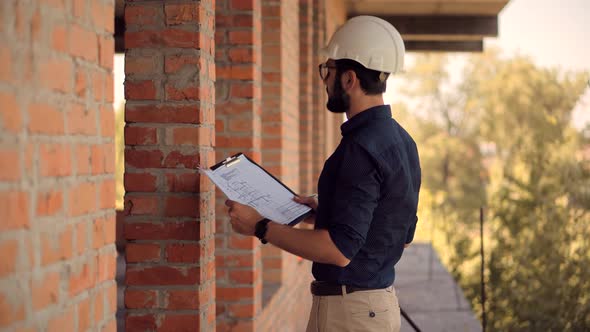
xmin=400 ymin=50 xmax=590 ymax=330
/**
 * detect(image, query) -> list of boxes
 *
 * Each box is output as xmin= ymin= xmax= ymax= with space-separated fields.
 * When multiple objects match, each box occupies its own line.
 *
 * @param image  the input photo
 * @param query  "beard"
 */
xmin=326 ymin=76 xmax=350 ymax=114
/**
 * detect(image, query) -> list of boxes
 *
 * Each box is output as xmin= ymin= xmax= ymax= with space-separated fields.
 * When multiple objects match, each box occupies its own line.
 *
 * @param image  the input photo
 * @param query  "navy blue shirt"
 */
xmin=312 ymin=105 xmax=421 ymax=288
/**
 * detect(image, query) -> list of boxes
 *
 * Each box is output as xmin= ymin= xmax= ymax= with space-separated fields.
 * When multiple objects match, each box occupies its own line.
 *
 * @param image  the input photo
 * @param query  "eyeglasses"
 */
xmin=318 ymin=62 xmax=337 ymax=80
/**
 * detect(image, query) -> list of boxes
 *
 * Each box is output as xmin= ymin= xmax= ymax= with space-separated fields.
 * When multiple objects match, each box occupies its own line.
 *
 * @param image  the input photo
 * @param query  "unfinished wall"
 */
xmin=122 ymin=1 xmax=217 ymax=331
xmin=0 ymin=0 xmax=117 ymax=330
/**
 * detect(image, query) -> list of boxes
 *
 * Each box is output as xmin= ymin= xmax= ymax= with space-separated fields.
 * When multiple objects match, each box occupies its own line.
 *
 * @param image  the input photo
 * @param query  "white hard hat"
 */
xmin=322 ymin=15 xmax=405 ymax=75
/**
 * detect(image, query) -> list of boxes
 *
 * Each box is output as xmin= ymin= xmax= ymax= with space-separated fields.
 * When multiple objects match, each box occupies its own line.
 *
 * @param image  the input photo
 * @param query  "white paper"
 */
xmin=201 ymin=154 xmax=311 ymax=225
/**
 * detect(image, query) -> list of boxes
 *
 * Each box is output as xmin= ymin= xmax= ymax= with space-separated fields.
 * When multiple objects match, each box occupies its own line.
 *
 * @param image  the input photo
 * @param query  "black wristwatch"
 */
xmin=254 ymin=218 xmax=271 ymax=244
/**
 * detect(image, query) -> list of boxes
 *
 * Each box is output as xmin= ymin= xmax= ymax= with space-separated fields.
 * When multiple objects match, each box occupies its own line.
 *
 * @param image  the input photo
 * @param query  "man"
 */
xmin=225 ymin=15 xmax=421 ymax=332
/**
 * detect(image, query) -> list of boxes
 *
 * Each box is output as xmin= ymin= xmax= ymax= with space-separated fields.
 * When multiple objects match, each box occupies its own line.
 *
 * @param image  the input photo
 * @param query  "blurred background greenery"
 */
xmin=393 ymin=50 xmax=590 ymax=330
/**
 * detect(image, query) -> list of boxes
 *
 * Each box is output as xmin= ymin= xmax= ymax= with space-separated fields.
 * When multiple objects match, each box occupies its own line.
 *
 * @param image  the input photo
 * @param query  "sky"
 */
xmin=383 ymin=0 xmax=590 ymax=128
xmin=114 ymin=0 xmax=590 ymax=126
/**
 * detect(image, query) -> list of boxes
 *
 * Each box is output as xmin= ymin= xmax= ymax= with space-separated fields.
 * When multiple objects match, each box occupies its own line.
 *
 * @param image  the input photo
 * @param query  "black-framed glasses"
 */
xmin=318 ymin=62 xmax=337 ymax=80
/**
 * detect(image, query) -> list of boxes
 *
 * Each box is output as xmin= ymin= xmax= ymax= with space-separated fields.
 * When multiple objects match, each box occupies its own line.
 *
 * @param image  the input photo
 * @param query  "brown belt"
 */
xmin=310 ymin=281 xmax=385 ymax=296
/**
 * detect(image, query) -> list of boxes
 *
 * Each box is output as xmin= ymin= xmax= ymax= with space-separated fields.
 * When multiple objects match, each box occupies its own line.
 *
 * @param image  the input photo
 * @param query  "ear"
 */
xmin=341 ymin=70 xmax=356 ymax=90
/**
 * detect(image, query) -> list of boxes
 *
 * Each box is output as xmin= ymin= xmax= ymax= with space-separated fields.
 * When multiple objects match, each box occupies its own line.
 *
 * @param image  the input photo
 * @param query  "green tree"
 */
xmin=400 ymin=51 xmax=590 ymax=330
xmin=465 ymin=51 xmax=590 ymax=331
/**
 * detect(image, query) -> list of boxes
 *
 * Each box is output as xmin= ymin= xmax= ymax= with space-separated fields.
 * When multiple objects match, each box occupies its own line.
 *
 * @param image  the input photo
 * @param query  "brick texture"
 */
xmin=123 ymin=1 xmax=216 ymax=331
xmin=215 ymin=0 xmax=263 ymax=330
xmin=0 ymin=0 xmax=117 ymax=331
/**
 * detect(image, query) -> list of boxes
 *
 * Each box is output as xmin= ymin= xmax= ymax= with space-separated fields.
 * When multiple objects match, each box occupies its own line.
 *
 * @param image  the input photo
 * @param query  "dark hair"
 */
xmin=334 ymin=59 xmax=389 ymax=95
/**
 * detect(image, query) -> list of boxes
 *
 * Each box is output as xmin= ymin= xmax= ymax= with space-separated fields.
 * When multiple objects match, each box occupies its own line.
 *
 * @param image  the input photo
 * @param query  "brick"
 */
xmin=165 ymin=290 xmax=200 ymax=310
xmin=92 ymin=70 xmax=104 ymax=101
xmin=0 ymin=191 xmax=30 ymax=231
xmin=126 ymin=314 xmax=156 ymax=331
xmin=124 ymin=195 xmax=158 ymax=215
xmin=75 ymin=67 xmax=88 ymax=97
xmin=69 ymin=262 xmax=95 ymax=296
xmin=125 ymin=80 xmax=157 ymax=100
xmin=164 ymin=196 xmax=199 ymax=217
xmin=39 ymin=143 xmax=71 ymax=177
xmin=164 ymin=3 xmax=204 ymax=25
xmin=50 ymin=23 xmax=68 ymax=53
xmin=93 ymin=293 xmax=104 ymax=323
xmin=125 ymin=104 xmax=202 ymax=124
xmin=167 ymin=126 xmax=212 ymax=146
xmin=229 ymin=234 xmax=257 ymax=250
xmin=31 ymin=271 xmax=60 ymax=310
xmin=97 ymin=250 xmax=116 ymax=282
xmin=165 ymin=173 xmax=200 ymax=192
xmin=230 ymin=82 xmax=258 ymax=99
xmin=92 ymin=144 xmax=115 ymax=174
xmin=165 ymin=83 xmax=201 ymax=101
xmin=124 ymin=4 xmax=159 ymax=26
xmin=92 ymin=215 xmax=116 ymax=249
xmin=36 ymin=190 xmax=63 ymax=216
xmin=72 ymin=0 xmax=85 ymax=18
xmin=126 ymin=266 xmax=199 ymax=286
xmin=216 ymin=287 xmax=255 ymax=301
xmin=126 ymin=243 xmax=160 ymax=263
xmin=125 ymin=126 xmax=158 ymax=145
xmin=0 ymin=286 xmax=25 ymax=326
xmin=166 ymin=243 xmax=200 ymax=263
xmin=70 ymin=24 xmax=98 ymax=61
xmin=217 ymin=65 xmax=256 ymax=80
xmin=229 ymin=269 xmax=256 ymax=284
xmin=0 ymin=239 xmax=18 ymax=277
xmin=106 ymin=283 xmax=118 ymax=316
xmin=124 ymin=173 xmax=157 ymax=192
xmin=0 ymin=148 xmax=20 ymax=181
xmin=77 ymin=297 xmax=91 ymax=332
xmin=28 ymin=102 xmax=64 ymax=134
xmin=125 ymin=56 xmax=159 ymax=75
xmin=75 ymin=144 xmax=91 ymax=175
xmin=100 ymin=105 xmax=115 ymax=137
xmin=229 ymin=31 xmax=257 ymax=45
xmin=75 ymin=221 xmax=87 ymax=255
xmin=47 ymin=307 xmax=75 ymax=332
xmin=162 ymin=150 xmax=200 ymax=169
xmin=125 ymin=289 xmax=157 ymax=309
xmin=165 ymin=55 xmax=201 ymax=74
xmin=0 ymin=92 xmax=21 ymax=133
xmin=0 ymin=48 xmax=12 ymax=82
xmin=69 ymin=182 xmax=96 ymax=216
xmin=99 ymin=179 xmax=115 ymax=209
xmin=105 ymin=72 xmax=114 ymax=103
xmin=38 ymin=57 xmax=72 ymax=93
xmin=125 ymin=29 xmax=201 ymax=49
xmin=41 ymin=227 xmax=73 ymax=265
xmin=98 ymin=35 xmax=114 ymax=69
xmin=125 ymin=149 xmax=163 ymax=168
xmin=68 ymin=103 xmax=96 ymax=135
xmin=159 ymin=314 xmax=199 ymax=332
xmin=124 ymin=222 xmax=200 ymax=241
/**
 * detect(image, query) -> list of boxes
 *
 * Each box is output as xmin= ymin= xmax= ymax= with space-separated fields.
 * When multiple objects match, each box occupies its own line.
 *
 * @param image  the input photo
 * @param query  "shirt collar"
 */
xmin=341 ymin=105 xmax=392 ymax=136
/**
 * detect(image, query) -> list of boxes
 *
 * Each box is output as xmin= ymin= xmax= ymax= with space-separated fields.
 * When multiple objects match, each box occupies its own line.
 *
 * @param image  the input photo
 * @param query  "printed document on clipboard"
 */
xmin=200 ymin=153 xmax=312 ymax=226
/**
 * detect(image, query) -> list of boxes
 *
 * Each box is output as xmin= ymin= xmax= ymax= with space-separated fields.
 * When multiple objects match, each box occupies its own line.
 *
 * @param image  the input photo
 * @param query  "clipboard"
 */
xmin=201 ymin=153 xmax=313 ymax=226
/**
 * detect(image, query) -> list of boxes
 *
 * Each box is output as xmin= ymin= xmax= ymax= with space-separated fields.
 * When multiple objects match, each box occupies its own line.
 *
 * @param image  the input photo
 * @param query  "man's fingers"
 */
xmin=225 ymin=199 xmax=234 ymax=207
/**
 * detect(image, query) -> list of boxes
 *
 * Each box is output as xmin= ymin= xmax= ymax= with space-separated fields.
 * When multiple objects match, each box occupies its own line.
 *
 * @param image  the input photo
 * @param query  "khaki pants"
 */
xmin=306 ymin=285 xmax=401 ymax=332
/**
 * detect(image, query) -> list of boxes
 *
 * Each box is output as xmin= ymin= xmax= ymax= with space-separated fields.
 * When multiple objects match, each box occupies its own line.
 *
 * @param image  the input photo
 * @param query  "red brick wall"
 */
xmin=0 ymin=0 xmax=117 ymax=331
xmin=123 ymin=1 xmax=216 ymax=331
xmin=299 ymin=0 xmax=315 ymax=195
xmin=215 ymin=0 xmax=264 ymax=331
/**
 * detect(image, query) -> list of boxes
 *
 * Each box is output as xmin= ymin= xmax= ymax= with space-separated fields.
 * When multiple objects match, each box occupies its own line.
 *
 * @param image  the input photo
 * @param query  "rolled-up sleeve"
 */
xmin=327 ymin=142 xmax=380 ymax=259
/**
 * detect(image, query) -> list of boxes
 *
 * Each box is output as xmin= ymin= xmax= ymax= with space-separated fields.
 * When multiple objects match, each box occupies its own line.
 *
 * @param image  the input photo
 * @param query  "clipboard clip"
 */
xmin=222 ymin=155 xmax=241 ymax=168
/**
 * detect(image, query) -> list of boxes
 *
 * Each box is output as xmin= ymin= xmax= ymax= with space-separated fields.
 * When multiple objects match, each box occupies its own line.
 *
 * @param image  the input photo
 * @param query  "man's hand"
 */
xmin=293 ymin=194 xmax=318 ymax=211
xmin=293 ymin=194 xmax=318 ymax=225
xmin=225 ymin=200 xmax=263 ymax=236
